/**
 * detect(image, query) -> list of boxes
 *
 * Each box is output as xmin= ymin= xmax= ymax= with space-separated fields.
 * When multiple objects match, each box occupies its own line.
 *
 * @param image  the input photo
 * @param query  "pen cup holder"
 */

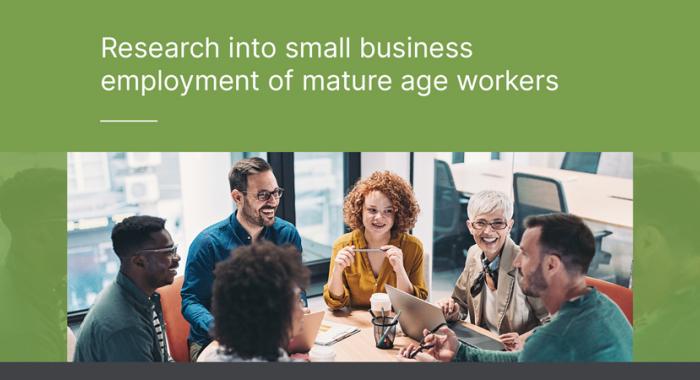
xmin=372 ymin=316 xmax=399 ymax=349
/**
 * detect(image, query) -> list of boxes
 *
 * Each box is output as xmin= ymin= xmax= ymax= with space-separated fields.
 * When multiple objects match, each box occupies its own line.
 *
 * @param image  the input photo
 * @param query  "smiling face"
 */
xmin=467 ymin=209 xmax=513 ymax=261
xmin=237 ymin=170 xmax=280 ymax=228
xmin=141 ymin=229 xmax=180 ymax=290
xmin=362 ymin=190 xmax=395 ymax=238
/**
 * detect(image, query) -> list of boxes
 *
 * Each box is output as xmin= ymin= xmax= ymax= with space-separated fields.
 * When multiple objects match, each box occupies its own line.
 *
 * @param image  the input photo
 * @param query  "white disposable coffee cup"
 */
xmin=308 ymin=345 xmax=336 ymax=362
xmin=370 ymin=293 xmax=392 ymax=315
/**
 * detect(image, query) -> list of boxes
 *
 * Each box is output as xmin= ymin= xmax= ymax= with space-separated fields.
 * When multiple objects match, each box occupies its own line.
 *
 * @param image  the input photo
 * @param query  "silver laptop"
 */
xmin=287 ymin=310 xmax=325 ymax=354
xmin=385 ymin=285 xmax=505 ymax=351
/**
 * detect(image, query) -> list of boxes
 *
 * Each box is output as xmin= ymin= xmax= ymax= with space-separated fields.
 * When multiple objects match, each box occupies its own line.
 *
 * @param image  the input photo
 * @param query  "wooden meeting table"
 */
xmin=323 ymin=308 xmax=499 ymax=362
xmin=197 ymin=308 xmax=500 ymax=362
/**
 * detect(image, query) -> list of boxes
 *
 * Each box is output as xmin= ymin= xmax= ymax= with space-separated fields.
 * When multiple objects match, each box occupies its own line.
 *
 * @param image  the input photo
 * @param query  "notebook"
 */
xmin=314 ymin=320 xmax=360 ymax=346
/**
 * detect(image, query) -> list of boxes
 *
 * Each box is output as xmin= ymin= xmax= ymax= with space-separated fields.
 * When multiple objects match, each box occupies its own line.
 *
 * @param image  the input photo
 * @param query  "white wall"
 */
xmin=361 ymin=152 xmax=411 ymax=179
xmin=178 ymin=153 xmax=234 ymax=263
xmin=598 ymin=152 xmax=633 ymax=178
xmin=412 ymin=153 xmax=435 ymax=299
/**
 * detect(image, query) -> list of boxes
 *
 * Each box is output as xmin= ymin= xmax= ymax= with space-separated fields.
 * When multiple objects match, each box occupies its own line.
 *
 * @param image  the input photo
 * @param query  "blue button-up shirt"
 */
xmin=181 ymin=212 xmax=303 ymax=346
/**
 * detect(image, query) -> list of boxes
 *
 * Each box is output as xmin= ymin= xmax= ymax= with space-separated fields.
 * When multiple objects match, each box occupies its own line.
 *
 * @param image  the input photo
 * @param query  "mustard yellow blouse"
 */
xmin=323 ymin=229 xmax=428 ymax=310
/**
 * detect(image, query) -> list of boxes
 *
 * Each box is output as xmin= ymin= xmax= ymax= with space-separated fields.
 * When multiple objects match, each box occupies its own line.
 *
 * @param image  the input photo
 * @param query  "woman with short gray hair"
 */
xmin=436 ymin=190 xmax=548 ymax=351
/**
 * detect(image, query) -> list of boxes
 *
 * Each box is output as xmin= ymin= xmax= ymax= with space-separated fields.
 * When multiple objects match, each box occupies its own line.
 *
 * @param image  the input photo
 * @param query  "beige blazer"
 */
xmin=452 ymin=237 xmax=549 ymax=335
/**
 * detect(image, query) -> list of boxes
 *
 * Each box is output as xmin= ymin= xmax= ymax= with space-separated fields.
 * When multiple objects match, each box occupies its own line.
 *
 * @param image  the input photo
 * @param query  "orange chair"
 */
xmin=585 ymin=276 xmax=633 ymax=325
xmin=157 ymin=275 xmax=191 ymax=362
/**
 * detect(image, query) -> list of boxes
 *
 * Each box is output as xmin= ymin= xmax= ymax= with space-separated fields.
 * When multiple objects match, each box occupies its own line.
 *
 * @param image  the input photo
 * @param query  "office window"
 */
xmin=231 ymin=152 xmax=266 ymax=164
xmin=67 ymin=152 xmax=186 ymax=313
xmin=293 ymin=152 xmax=345 ymax=264
xmin=68 ymin=152 xmax=111 ymax=194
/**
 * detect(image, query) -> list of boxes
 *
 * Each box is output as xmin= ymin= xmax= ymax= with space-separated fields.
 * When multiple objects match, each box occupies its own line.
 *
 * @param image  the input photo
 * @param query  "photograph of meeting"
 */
xmin=65 ymin=152 xmax=633 ymax=362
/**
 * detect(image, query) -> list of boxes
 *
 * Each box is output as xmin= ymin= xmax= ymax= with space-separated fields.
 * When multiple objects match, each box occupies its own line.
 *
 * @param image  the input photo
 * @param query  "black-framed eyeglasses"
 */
xmin=469 ymin=220 xmax=508 ymax=230
xmin=242 ymin=187 xmax=284 ymax=201
xmin=138 ymin=244 xmax=178 ymax=258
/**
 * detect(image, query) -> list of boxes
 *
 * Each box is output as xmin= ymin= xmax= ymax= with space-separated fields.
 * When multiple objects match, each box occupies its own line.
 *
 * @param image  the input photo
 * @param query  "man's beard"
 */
xmin=518 ymin=265 xmax=548 ymax=297
xmin=241 ymin=199 xmax=275 ymax=227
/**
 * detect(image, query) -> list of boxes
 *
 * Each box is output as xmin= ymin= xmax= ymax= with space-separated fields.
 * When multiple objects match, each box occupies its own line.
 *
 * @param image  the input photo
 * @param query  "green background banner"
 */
xmin=0 ymin=153 xmax=66 ymax=361
xmin=1 ymin=0 xmax=699 ymax=362
xmin=634 ymin=153 xmax=700 ymax=361
xmin=1 ymin=1 xmax=698 ymax=151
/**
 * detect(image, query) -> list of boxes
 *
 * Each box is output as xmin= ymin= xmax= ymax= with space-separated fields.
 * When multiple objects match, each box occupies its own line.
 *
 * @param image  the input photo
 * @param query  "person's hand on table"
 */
xmin=398 ymin=326 xmax=459 ymax=363
xmin=436 ymin=297 xmax=461 ymax=322
xmin=382 ymin=245 xmax=405 ymax=273
xmin=499 ymin=332 xmax=521 ymax=351
xmin=396 ymin=352 xmax=439 ymax=362
xmin=500 ymin=330 xmax=533 ymax=351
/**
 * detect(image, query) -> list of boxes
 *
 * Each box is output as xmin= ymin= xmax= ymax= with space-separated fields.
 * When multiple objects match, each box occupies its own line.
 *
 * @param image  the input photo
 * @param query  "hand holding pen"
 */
xmin=335 ymin=245 xmax=390 ymax=271
xmin=398 ymin=324 xmax=460 ymax=362
xmin=334 ymin=245 xmax=356 ymax=270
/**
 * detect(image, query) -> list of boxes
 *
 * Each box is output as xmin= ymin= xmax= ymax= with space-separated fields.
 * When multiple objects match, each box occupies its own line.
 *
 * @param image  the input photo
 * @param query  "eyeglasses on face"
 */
xmin=138 ymin=244 xmax=178 ymax=258
xmin=242 ymin=187 xmax=284 ymax=201
xmin=470 ymin=219 xmax=508 ymax=230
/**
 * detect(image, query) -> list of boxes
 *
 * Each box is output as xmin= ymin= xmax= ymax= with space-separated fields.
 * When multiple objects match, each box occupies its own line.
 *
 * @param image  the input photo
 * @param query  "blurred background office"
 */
xmin=67 ymin=152 xmax=633 ymax=323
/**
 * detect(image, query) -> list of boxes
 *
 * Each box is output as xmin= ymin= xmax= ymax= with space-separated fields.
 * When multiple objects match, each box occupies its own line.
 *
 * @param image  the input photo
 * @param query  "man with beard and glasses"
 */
xmin=75 ymin=215 xmax=180 ymax=362
xmin=181 ymin=157 xmax=303 ymax=361
xmin=400 ymin=213 xmax=632 ymax=362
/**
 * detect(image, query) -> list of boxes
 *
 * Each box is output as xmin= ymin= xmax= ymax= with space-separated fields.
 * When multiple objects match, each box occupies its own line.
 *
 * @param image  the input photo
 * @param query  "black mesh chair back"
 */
xmin=512 ymin=171 xmax=615 ymax=283
xmin=434 ymin=159 xmax=460 ymax=232
xmin=561 ymin=152 xmax=601 ymax=174
xmin=513 ymin=172 xmax=567 ymax=241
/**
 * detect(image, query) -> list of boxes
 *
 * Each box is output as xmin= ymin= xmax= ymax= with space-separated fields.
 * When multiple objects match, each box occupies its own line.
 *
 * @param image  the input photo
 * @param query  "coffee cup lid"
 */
xmin=370 ymin=293 xmax=390 ymax=302
xmin=309 ymin=345 xmax=336 ymax=358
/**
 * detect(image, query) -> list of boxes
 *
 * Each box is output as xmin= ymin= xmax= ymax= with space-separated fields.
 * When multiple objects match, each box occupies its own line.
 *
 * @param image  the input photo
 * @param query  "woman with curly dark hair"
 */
xmin=323 ymin=171 xmax=427 ymax=310
xmin=197 ymin=241 xmax=309 ymax=362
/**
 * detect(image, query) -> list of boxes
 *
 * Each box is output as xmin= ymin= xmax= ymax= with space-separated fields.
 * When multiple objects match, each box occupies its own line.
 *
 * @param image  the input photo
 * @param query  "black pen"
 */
xmin=409 ymin=322 xmax=447 ymax=359
xmin=408 ymin=343 xmax=435 ymax=359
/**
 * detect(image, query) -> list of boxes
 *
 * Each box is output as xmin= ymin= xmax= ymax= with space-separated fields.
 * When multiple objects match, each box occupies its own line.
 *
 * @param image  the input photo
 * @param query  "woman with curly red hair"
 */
xmin=323 ymin=171 xmax=428 ymax=310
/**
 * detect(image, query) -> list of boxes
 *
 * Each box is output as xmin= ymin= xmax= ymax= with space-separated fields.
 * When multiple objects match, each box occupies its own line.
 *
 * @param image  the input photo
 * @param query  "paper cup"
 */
xmin=308 ymin=345 xmax=336 ymax=362
xmin=370 ymin=293 xmax=392 ymax=316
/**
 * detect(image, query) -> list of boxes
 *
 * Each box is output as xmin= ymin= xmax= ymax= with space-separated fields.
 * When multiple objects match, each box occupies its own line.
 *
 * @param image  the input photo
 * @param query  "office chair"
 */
xmin=585 ymin=276 xmax=633 ymax=325
xmin=156 ymin=275 xmax=191 ymax=362
xmin=433 ymin=159 xmax=472 ymax=268
xmin=512 ymin=172 xmax=613 ymax=279
xmin=561 ymin=152 xmax=602 ymax=174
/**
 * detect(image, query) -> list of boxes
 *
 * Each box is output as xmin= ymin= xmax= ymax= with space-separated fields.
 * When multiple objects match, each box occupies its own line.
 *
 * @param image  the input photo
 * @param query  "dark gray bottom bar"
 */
xmin=0 ymin=363 xmax=697 ymax=380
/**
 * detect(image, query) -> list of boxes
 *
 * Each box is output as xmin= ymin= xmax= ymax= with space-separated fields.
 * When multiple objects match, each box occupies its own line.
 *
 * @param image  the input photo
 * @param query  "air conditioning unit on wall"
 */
xmin=124 ymin=175 xmax=160 ymax=204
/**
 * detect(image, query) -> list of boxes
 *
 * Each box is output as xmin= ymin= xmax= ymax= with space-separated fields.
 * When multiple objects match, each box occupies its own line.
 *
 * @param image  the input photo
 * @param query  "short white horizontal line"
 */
xmin=99 ymin=120 xmax=159 ymax=123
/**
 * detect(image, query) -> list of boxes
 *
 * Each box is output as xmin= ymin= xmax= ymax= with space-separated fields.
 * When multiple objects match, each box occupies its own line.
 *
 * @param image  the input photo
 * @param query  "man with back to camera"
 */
xmin=74 ymin=215 xmax=180 ymax=362
xmin=181 ymin=157 xmax=304 ymax=361
xmin=401 ymin=213 xmax=632 ymax=362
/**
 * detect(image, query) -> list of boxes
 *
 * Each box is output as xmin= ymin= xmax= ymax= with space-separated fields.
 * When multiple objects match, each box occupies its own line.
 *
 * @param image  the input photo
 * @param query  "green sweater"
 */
xmin=454 ymin=287 xmax=632 ymax=362
xmin=74 ymin=271 xmax=169 ymax=362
